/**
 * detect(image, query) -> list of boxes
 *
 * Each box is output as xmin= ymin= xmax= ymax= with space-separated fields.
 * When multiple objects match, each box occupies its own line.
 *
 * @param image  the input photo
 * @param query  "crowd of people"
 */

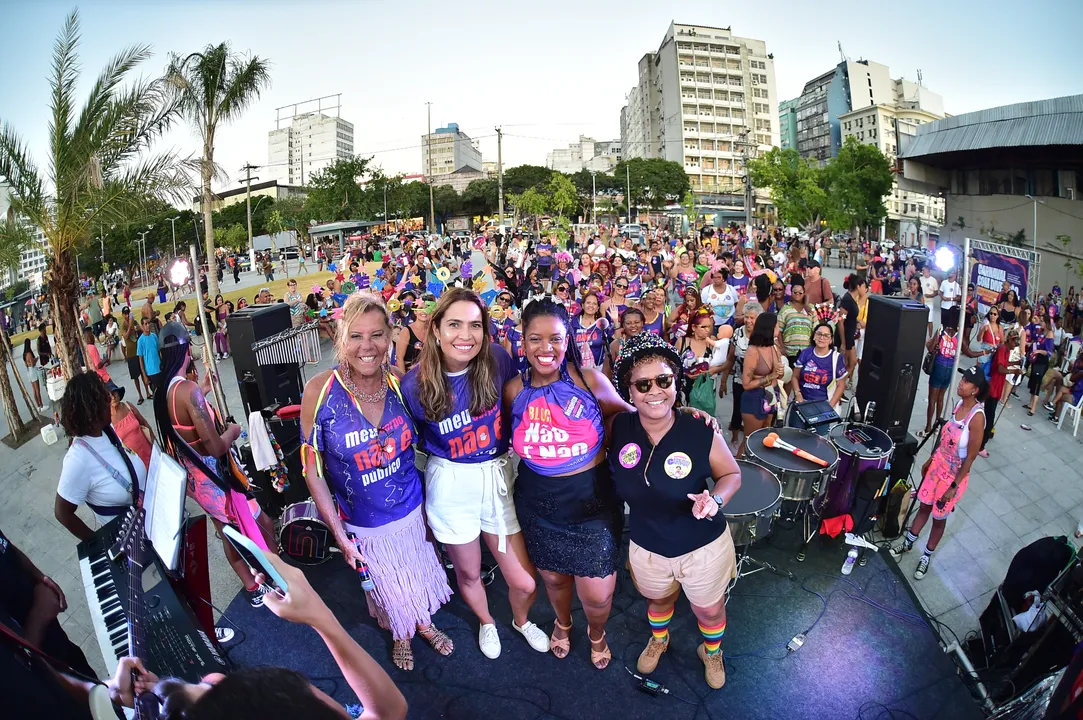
xmin=5 ymin=219 xmax=1083 ymax=719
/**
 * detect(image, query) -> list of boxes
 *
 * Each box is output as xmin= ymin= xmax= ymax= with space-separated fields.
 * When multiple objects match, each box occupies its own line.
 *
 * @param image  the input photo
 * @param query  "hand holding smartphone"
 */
xmin=223 ymin=525 xmax=288 ymax=596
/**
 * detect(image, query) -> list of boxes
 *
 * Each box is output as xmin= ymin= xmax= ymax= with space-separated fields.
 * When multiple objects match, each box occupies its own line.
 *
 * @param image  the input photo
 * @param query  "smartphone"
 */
xmin=222 ymin=526 xmax=289 ymax=594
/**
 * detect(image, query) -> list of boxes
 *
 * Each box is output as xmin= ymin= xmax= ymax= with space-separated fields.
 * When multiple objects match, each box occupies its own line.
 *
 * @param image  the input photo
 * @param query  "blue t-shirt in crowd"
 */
xmin=136 ymin=333 xmax=160 ymax=375
xmin=401 ymin=344 xmax=517 ymax=463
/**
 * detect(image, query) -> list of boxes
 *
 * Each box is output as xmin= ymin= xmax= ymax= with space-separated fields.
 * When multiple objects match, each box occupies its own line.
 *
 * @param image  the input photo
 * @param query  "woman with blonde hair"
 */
xmin=300 ymin=291 xmax=454 ymax=670
xmin=401 ymin=287 xmax=550 ymax=661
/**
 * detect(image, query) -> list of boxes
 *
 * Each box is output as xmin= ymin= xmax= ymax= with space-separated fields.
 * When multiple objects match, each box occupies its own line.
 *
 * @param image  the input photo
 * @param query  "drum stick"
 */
xmin=763 ymin=432 xmax=830 ymax=468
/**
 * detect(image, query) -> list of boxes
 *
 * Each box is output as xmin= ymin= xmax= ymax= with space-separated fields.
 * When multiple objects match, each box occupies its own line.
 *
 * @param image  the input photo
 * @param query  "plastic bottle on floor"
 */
xmin=841 ymin=548 xmax=859 ymax=575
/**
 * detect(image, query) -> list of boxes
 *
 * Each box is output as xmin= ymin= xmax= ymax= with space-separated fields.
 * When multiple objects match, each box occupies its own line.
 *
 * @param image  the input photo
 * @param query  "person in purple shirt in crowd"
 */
xmin=300 ymin=291 xmax=453 ymax=671
xmin=401 ymin=287 xmax=550 ymax=661
xmin=790 ymin=322 xmax=848 ymax=422
xmin=505 ymin=297 xmax=625 ymax=670
xmin=536 ymin=238 xmax=554 ymax=281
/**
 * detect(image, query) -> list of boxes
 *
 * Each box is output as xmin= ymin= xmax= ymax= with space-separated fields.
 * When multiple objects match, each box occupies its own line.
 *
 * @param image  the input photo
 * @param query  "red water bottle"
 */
xmin=345 ymin=532 xmax=375 ymax=592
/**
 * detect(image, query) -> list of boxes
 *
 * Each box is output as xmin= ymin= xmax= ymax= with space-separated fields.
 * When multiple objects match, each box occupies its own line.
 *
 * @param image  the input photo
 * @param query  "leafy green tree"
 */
xmin=460 ymin=178 xmax=498 ymax=217
xmin=432 ymin=185 xmax=461 ymax=230
xmin=167 ymin=41 xmax=271 ymax=300
xmin=213 ymin=196 xmax=274 ymax=237
xmin=503 ymin=165 xmax=553 ymax=196
xmin=224 ymin=223 xmax=248 ymax=252
xmin=546 ymin=173 xmax=578 ymax=221
xmin=614 ymin=158 xmax=690 ymax=212
xmin=823 ymin=137 xmax=894 ymax=238
xmin=511 ymin=188 xmax=548 ymax=237
xmin=748 ymin=147 xmax=830 ymax=233
xmin=304 ymin=156 xmax=374 ymax=223
xmin=0 ymin=10 xmax=189 ymax=378
xmin=398 ymin=181 xmax=431 ymax=222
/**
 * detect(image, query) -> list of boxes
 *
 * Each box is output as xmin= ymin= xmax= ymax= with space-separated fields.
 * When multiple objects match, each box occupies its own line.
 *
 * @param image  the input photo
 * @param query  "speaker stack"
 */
xmin=855 ymin=295 xmax=928 ymax=443
xmin=227 ymin=303 xmax=307 ymax=513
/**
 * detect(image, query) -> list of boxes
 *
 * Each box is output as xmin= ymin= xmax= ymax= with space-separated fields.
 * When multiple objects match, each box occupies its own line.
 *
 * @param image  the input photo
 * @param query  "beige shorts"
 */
xmin=628 ymin=528 xmax=737 ymax=608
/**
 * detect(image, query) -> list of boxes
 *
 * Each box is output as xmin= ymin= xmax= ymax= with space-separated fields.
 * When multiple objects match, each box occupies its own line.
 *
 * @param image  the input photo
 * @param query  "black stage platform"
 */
xmin=221 ymin=520 xmax=984 ymax=720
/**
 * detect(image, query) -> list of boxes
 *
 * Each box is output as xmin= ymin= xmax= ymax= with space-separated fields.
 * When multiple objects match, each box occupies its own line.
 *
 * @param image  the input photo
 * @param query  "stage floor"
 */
xmin=222 ymin=520 xmax=984 ymax=720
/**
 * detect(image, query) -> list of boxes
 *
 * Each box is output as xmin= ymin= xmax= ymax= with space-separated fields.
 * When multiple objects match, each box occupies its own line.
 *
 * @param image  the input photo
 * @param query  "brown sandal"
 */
xmin=417 ymin=624 xmax=454 ymax=657
xmin=550 ymin=618 xmax=572 ymax=659
xmin=392 ymin=639 xmax=414 ymax=670
xmin=589 ymin=628 xmax=611 ymax=670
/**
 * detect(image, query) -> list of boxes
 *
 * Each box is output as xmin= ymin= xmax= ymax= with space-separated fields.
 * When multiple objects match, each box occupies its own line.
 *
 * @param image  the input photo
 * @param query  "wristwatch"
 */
xmin=711 ymin=494 xmax=725 ymax=510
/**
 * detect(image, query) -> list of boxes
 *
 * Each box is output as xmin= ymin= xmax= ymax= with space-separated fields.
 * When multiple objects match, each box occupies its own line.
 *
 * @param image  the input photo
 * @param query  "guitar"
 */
xmin=112 ymin=507 xmax=160 ymax=720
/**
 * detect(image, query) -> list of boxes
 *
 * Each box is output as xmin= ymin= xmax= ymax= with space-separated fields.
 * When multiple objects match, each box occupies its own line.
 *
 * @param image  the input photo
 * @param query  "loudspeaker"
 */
xmin=856 ymin=295 xmax=928 ymax=442
xmin=227 ymin=304 xmax=302 ymax=417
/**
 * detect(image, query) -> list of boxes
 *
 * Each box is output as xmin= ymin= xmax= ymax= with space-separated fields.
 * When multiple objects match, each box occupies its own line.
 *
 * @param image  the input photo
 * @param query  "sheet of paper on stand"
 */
xmin=144 ymin=444 xmax=188 ymax=571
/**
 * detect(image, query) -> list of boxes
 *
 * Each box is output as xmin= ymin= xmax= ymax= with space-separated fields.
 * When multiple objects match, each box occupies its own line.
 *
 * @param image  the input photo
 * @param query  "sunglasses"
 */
xmin=616 ymin=283 xmax=629 ymax=289
xmin=632 ymin=374 xmax=675 ymax=394
xmin=556 ymin=286 xmax=569 ymax=292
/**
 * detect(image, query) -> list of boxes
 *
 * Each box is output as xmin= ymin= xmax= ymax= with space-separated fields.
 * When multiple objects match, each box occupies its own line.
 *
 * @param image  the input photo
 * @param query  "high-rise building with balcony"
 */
xmin=421 ymin=123 xmax=483 ymax=179
xmin=620 ymin=22 xmax=779 ymax=204
xmin=268 ymin=112 xmax=354 ymax=186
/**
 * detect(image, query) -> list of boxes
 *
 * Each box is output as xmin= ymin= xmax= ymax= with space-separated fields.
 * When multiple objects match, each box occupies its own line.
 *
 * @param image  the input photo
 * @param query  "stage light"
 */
xmin=934 ymin=246 xmax=956 ymax=272
xmin=169 ymin=258 xmax=191 ymax=287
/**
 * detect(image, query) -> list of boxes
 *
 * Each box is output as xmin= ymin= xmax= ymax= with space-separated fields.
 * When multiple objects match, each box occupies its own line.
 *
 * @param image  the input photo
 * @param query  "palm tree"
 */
xmin=166 ymin=43 xmax=271 ymax=301
xmin=0 ymin=10 xmax=190 ymax=380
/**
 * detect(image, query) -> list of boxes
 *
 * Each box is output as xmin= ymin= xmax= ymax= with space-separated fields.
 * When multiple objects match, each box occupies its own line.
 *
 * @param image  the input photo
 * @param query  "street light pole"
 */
xmin=167 ymin=216 xmax=180 ymax=259
xmin=1026 ymin=194 xmax=1043 ymax=301
xmin=625 ymin=164 xmax=631 ymax=225
xmin=426 ymin=102 xmax=435 ymax=234
xmin=383 ymin=182 xmax=389 ymax=235
xmin=591 ymin=170 xmax=597 ymax=225
xmin=137 ymin=231 xmax=150 ymax=286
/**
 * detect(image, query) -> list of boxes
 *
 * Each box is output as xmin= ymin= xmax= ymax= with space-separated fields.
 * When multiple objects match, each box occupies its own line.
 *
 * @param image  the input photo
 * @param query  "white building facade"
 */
xmin=421 ymin=123 xmax=483 ymax=179
xmin=546 ymin=136 xmax=621 ymax=173
xmin=838 ymin=79 xmax=948 ymax=245
xmin=268 ymin=113 xmax=355 ymax=186
xmin=620 ymin=22 xmax=780 ymax=197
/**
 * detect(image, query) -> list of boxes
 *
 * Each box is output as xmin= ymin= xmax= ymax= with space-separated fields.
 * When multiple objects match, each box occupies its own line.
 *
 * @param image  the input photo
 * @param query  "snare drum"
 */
xmin=745 ymin=427 xmax=839 ymax=502
xmin=724 ymin=461 xmax=783 ymax=546
xmin=814 ymin=423 xmax=894 ymax=518
xmin=279 ymin=500 xmax=335 ymax=565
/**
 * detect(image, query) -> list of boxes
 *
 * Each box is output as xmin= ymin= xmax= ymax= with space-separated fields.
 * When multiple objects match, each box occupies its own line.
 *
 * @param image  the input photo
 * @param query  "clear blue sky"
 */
xmin=1 ymin=0 xmax=1080 ymax=194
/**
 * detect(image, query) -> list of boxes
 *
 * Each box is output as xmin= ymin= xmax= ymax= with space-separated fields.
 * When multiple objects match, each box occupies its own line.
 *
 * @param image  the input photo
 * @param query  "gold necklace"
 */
xmin=341 ymin=366 xmax=387 ymax=404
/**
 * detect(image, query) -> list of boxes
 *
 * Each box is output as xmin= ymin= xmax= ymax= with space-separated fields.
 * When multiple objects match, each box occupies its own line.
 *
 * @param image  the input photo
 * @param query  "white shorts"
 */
xmin=424 ymin=454 xmax=519 ymax=552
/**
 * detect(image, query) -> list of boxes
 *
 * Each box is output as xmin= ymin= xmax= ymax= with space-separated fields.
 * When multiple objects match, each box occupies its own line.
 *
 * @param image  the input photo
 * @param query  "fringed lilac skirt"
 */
xmin=344 ymin=505 xmax=452 ymax=641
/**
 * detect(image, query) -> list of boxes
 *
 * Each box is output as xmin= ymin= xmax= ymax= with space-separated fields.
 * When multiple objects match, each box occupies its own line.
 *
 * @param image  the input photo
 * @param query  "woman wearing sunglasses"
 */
xmin=601 ymin=278 xmax=631 ymax=326
xmin=608 ymin=332 xmax=741 ymax=690
xmin=402 ymin=288 xmax=550 ymax=661
xmin=301 ymin=292 xmax=453 ymax=671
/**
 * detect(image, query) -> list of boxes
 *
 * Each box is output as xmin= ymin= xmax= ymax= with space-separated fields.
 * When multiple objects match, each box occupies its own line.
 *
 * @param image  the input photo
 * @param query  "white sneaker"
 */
xmin=478 ymin=623 xmax=501 ymax=659
xmin=215 ymin=627 xmax=235 ymax=643
xmin=512 ymin=620 xmax=550 ymax=653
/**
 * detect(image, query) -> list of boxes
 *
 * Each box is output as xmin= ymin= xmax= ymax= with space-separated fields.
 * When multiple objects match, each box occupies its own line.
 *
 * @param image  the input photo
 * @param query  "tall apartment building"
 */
xmin=837 ymin=77 xmax=948 ymax=244
xmin=620 ymin=53 xmax=662 ymax=160
xmin=779 ymin=97 xmax=799 ymax=150
xmin=421 ymin=123 xmax=483 ymax=179
xmin=620 ymin=22 xmax=779 ymax=199
xmin=0 ymin=182 xmax=47 ymax=291
xmin=795 ymin=59 xmax=894 ymax=164
xmin=546 ymin=136 xmax=622 ymax=173
xmin=268 ymin=112 xmax=355 ymax=186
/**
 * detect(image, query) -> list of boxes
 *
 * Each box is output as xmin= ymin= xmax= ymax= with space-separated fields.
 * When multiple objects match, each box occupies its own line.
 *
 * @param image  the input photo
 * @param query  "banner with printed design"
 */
xmin=970 ymin=249 xmax=1028 ymax=318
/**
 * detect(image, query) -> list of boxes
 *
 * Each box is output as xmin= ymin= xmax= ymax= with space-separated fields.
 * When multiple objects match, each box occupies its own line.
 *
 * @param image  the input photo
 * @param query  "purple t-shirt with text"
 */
xmin=795 ymin=347 xmax=846 ymax=402
xmin=402 ymin=344 xmax=517 ymax=463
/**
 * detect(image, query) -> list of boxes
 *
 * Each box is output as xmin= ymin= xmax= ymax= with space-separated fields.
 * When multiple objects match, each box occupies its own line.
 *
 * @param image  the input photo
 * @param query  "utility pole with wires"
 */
xmin=241 ymin=163 xmax=259 ymax=272
xmin=626 ymin=164 xmax=631 ymax=225
xmin=426 ymin=102 xmax=435 ymax=234
xmin=496 ymin=126 xmax=505 ymax=231
xmin=737 ymin=128 xmax=753 ymax=240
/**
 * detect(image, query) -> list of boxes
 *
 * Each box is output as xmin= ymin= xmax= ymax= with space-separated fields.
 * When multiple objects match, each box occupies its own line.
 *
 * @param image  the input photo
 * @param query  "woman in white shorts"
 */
xmin=401 ymin=287 xmax=550 ymax=660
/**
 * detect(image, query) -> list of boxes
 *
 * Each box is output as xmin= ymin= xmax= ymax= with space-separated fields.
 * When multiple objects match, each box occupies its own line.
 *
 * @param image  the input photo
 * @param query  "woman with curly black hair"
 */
xmin=54 ymin=372 xmax=145 ymax=540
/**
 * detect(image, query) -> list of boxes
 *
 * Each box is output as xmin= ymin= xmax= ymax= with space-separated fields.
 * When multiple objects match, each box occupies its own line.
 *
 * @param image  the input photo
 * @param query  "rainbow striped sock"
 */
xmin=648 ymin=607 xmax=673 ymax=641
xmin=698 ymin=620 xmax=726 ymax=655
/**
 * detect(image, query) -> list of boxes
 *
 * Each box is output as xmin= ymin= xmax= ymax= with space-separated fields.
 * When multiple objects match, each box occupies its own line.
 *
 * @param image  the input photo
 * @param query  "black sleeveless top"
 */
xmin=403 ymin=325 xmax=424 ymax=369
xmin=608 ymin=411 xmax=726 ymax=557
